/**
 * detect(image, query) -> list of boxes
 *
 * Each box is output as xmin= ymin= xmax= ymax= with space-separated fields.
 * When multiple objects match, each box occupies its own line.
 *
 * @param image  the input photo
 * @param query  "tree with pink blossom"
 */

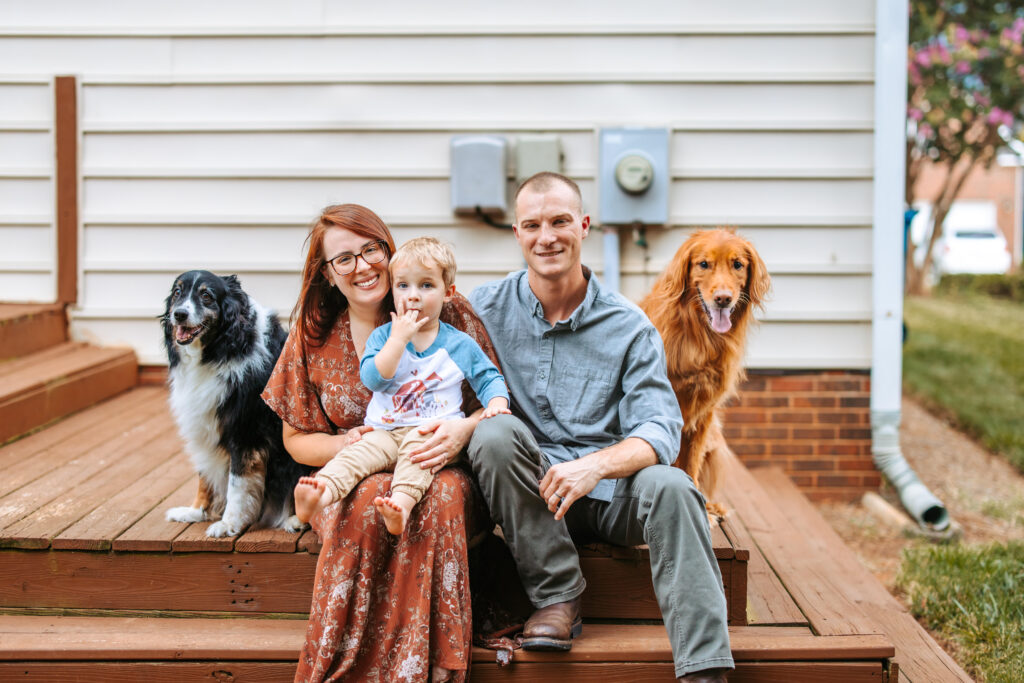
xmin=906 ymin=1 xmax=1024 ymax=294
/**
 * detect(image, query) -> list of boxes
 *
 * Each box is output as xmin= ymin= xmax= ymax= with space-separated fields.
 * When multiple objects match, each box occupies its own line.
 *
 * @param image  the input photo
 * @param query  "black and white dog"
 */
xmin=161 ymin=270 xmax=308 ymax=537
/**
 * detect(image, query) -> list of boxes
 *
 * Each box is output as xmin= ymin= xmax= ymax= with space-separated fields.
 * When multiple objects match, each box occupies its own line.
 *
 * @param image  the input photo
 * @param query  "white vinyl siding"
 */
xmin=0 ymin=1 xmax=876 ymax=367
xmin=0 ymin=80 xmax=55 ymax=303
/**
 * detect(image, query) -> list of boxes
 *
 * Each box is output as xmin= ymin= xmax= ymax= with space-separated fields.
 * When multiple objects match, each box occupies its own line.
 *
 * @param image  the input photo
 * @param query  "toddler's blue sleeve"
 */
xmin=450 ymin=330 xmax=509 ymax=407
xmin=360 ymin=323 xmax=394 ymax=391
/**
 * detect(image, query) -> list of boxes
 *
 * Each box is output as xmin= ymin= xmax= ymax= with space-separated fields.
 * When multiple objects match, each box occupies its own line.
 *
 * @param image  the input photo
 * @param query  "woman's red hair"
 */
xmin=292 ymin=204 xmax=397 ymax=347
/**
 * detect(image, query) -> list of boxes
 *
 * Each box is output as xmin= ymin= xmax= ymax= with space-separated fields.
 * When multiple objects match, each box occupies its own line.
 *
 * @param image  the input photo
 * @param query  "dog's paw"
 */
xmin=280 ymin=514 xmax=308 ymax=533
xmin=206 ymin=519 xmax=243 ymax=537
xmin=166 ymin=506 xmax=207 ymax=523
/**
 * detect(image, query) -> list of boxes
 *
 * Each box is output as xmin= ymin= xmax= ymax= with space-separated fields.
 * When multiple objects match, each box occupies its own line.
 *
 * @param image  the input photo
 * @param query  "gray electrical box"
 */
xmin=515 ymin=134 xmax=562 ymax=183
xmin=598 ymin=127 xmax=670 ymax=225
xmin=450 ymin=135 xmax=508 ymax=215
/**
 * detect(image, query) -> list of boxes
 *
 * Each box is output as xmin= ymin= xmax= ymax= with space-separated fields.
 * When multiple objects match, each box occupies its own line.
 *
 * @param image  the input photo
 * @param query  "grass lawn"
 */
xmin=898 ymin=541 xmax=1024 ymax=682
xmin=903 ymin=293 xmax=1024 ymax=471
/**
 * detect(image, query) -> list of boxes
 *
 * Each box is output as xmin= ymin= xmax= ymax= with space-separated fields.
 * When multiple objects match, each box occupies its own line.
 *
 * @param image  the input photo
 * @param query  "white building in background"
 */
xmin=0 ymin=0 xmax=877 ymax=368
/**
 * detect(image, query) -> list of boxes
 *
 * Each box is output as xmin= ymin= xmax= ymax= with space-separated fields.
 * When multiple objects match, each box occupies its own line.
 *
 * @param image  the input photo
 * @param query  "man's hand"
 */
xmin=539 ymin=457 xmax=604 ymax=521
xmin=409 ymin=415 xmax=477 ymax=474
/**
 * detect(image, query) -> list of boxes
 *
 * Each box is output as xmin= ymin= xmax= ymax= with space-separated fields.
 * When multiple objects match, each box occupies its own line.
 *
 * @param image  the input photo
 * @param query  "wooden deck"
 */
xmin=0 ymin=386 xmax=970 ymax=681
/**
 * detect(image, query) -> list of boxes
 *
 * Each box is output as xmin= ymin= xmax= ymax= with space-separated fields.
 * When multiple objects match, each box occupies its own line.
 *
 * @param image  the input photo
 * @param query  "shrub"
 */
xmin=935 ymin=273 xmax=1024 ymax=302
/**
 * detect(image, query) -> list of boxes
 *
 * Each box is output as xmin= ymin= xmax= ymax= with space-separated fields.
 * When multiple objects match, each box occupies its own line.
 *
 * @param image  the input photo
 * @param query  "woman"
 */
xmin=262 ymin=204 xmax=496 ymax=682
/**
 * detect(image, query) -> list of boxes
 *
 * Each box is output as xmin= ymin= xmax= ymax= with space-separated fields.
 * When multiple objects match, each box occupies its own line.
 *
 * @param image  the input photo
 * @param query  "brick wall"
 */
xmin=722 ymin=370 xmax=879 ymax=502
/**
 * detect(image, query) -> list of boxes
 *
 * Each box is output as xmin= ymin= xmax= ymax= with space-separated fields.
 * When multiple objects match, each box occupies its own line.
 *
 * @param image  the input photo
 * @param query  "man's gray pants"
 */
xmin=468 ymin=414 xmax=734 ymax=677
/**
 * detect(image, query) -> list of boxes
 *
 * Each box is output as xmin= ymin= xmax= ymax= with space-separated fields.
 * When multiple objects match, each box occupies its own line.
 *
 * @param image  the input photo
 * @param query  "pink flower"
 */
xmin=953 ymin=25 xmax=970 ymax=45
xmin=919 ymin=123 xmax=934 ymax=138
xmin=954 ymin=60 xmax=971 ymax=75
xmin=909 ymin=62 xmax=923 ymax=85
xmin=987 ymin=107 xmax=1014 ymax=127
xmin=916 ymin=50 xmax=932 ymax=67
xmin=908 ymin=107 xmax=924 ymax=121
xmin=975 ymin=93 xmax=991 ymax=107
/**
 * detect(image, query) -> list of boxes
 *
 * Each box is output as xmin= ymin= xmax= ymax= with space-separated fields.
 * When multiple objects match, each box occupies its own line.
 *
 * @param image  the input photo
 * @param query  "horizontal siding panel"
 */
xmin=69 ymin=316 xmax=872 ymax=369
xmin=0 ymin=84 xmax=52 ymax=123
xmin=621 ymin=226 xmax=873 ymax=272
xmin=671 ymin=179 xmax=872 ymax=222
xmin=81 ymin=83 xmax=874 ymax=127
xmin=0 ymin=1 xmax=325 ymax=29
xmin=0 ymin=226 xmax=54 ymax=263
xmin=164 ymin=35 xmax=873 ymax=77
xmin=0 ymin=132 xmax=54 ymax=168
xmin=0 ymin=179 xmax=53 ymax=214
xmin=1 ymin=1 xmax=873 ymax=32
xmin=81 ymin=177 xmax=869 ymax=225
xmin=0 ymin=37 xmax=172 ymax=74
xmin=82 ymin=224 xmax=531 ymax=271
xmin=673 ymin=131 xmax=873 ymax=171
xmin=0 ymin=272 xmax=54 ymax=303
xmin=617 ymin=272 xmax=871 ymax=317
xmin=81 ymin=130 xmax=872 ymax=178
xmin=745 ymin=321 xmax=871 ymax=369
xmin=322 ymin=1 xmax=875 ymax=29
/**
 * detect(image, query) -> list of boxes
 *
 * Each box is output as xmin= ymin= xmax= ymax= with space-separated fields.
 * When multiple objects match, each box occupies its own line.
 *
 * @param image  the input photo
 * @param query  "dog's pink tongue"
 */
xmin=711 ymin=308 xmax=733 ymax=333
xmin=175 ymin=327 xmax=192 ymax=342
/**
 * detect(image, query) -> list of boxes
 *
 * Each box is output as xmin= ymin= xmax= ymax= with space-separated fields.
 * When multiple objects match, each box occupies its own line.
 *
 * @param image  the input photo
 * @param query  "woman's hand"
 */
xmin=408 ymin=416 xmax=478 ymax=474
xmin=283 ymin=422 xmax=373 ymax=468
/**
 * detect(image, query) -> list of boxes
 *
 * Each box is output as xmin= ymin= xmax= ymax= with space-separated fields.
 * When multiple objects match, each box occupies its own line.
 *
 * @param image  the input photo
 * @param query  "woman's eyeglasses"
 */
xmin=326 ymin=241 xmax=389 ymax=276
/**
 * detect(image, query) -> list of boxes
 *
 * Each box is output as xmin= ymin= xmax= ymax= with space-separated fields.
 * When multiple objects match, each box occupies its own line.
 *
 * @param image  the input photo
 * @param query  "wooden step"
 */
xmin=0 ymin=386 xmax=748 ymax=624
xmin=0 ymin=304 xmax=66 ymax=360
xmin=0 ymin=341 xmax=138 ymax=443
xmin=748 ymin=466 xmax=971 ymax=682
xmin=0 ymin=615 xmax=895 ymax=682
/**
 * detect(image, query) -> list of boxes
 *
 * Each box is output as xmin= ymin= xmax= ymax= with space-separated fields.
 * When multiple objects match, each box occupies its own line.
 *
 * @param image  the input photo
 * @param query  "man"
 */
xmin=467 ymin=172 xmax=734 ymax=682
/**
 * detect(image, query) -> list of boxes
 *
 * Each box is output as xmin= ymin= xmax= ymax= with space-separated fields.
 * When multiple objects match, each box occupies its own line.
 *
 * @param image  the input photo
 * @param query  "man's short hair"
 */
xmin=513 ymin=172 xmax=583 ymax=216
xmin=389 ymin=237 xmax=457 ymax=288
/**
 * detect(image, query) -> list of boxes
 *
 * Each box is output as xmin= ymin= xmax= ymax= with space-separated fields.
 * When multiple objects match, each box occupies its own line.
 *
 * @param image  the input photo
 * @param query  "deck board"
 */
xmin=0 ymin=385 xmax=975 ymax=680
xmin=754 ymin=467 xmax=970 ymax=682
xmin=0 ymin=616 xmax=892 ymax=662
xmin=52 ymin=447 xmax=192 ymax=551
xmin=0 ymin=406 xmax=175 ymax=534
xmin=720 ymin=452 xmax=882 ymax=637
xmin=0 ymin=388 xmax=165 ymax=500
xmin=2 ymin=425 xmax=181 ymax=549
xmin=113 ymin=475 xmax=196 ymax=551
xmin=719 ymin=491 xmax=808 ymax=627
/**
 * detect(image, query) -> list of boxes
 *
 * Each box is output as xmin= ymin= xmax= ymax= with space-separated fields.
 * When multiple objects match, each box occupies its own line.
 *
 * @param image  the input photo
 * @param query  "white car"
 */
xmin=911 ymin=201 xmax=1012 ymax=277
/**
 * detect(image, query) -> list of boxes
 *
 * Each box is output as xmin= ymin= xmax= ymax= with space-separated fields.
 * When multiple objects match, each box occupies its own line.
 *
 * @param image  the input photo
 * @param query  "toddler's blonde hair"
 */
xmin=389 ymin=237 xmax=457 ymax=289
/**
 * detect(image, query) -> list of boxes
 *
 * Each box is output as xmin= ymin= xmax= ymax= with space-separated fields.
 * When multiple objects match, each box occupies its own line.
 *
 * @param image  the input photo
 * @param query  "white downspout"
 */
xmin=872 ymin=0 xmax=949 ymax=530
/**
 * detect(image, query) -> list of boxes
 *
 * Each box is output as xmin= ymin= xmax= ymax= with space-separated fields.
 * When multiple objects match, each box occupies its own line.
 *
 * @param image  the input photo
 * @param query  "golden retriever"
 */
xmin=640 ymin=229 xmax=770 ymax=518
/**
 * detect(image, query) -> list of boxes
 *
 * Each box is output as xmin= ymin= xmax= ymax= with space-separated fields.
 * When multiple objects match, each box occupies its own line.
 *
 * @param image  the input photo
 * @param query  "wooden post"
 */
xmin=54 ymin=75 xmax=78 ymax=305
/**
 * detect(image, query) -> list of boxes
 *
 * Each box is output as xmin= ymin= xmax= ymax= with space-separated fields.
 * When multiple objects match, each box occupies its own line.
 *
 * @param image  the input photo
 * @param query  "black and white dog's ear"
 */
xmin=218 ymin=274 xmax=252 ymax=343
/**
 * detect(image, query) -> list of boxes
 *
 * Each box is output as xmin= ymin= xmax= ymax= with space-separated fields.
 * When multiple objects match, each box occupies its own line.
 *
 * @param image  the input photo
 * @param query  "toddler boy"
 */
xmin=294 ymin=237 xmax=509 ymax=534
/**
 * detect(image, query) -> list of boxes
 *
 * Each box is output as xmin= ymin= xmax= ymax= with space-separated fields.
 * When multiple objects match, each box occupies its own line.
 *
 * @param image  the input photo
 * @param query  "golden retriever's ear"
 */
xmin=745 ymin=242 xmax=771 ymax=309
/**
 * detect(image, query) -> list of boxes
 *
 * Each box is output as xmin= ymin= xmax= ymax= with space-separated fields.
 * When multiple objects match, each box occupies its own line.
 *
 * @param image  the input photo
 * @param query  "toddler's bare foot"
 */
xmin=432 ymin=664 xmax=452 ymax=682
xmin=294 ymin=476 xmax=327 ymax=524
xmin=373 ymin=492 xmax=415 ymax=535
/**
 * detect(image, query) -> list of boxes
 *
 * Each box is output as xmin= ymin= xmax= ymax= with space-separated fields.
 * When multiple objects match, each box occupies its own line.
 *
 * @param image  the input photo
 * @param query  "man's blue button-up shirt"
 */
xmin=469 ymin=269 xmax=683 ymax=502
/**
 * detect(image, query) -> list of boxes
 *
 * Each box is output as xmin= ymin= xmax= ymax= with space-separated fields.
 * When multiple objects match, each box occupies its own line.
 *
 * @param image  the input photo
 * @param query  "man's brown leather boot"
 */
xmin=520 ymin=597 xmax=582 ymax=651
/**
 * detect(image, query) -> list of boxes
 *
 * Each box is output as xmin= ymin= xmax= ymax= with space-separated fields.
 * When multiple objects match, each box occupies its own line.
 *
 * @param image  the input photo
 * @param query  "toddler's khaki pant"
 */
xmin=316 ymin=426 xmax=433 ymax=504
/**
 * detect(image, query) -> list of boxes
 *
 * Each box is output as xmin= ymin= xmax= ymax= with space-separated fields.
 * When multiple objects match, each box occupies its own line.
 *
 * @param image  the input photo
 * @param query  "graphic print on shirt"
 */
xmin=384 ymin=371 xmax=445 ymax=423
